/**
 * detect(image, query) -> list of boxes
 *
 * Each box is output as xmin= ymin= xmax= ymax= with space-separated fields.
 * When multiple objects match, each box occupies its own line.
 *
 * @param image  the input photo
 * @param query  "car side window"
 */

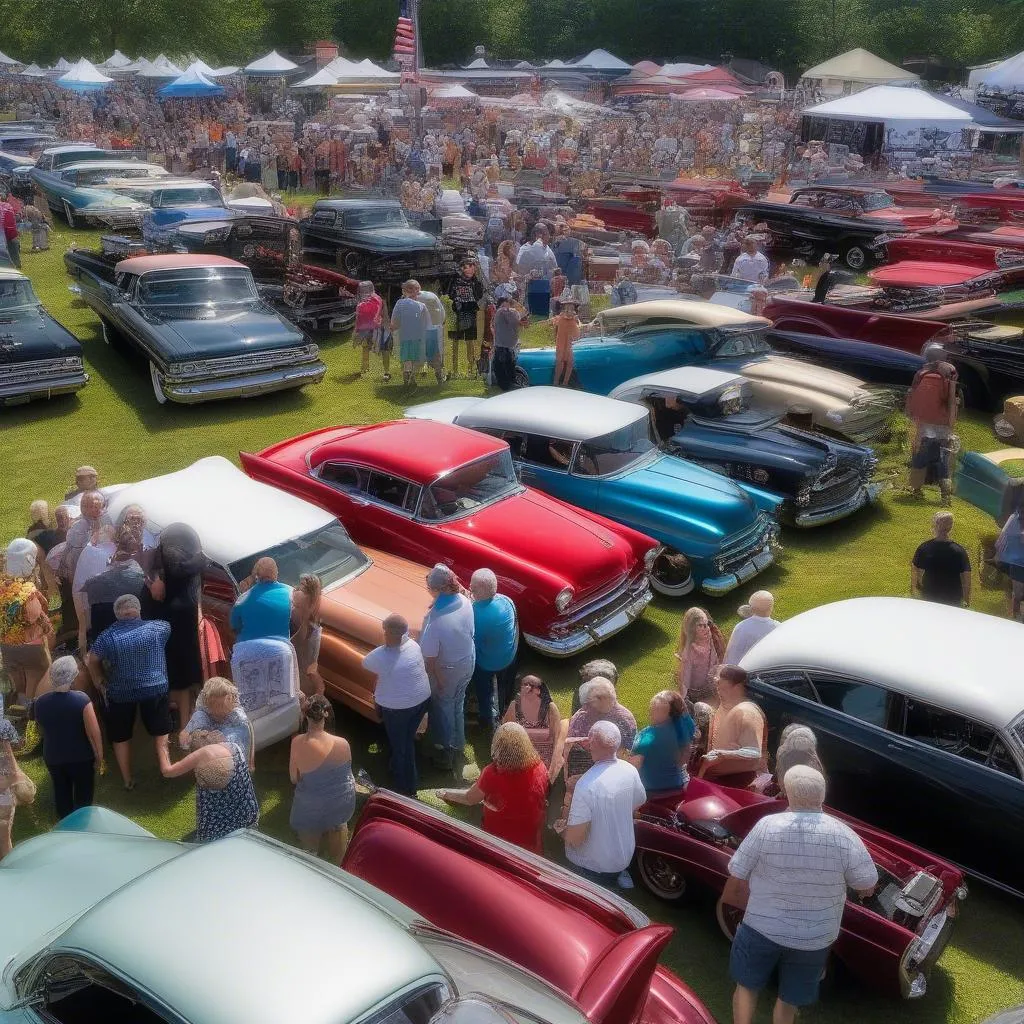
xmin=366 ymin=471 xmax=418 ymax=513
xmin=758 ymin=670 xmax=819 ymax=702
xmin=903 ymin=698 xmax=1011 ymax=773
xmin=312 ymin=208 xmax=337 ymax=226
xmin=114 ymin=273 xmax=136 ymax=299
xmin=989 ymin=739 xmax=1022 ymax=779
xmin=670 ymin=329 xmax=707 ymax=355
xmin=319 ymin=461 xmax=368 ymax=492
xmin=809 ymin=676 xmax=893 ymax=730
xmin=520 ymin=433 xmax=573 ymax=471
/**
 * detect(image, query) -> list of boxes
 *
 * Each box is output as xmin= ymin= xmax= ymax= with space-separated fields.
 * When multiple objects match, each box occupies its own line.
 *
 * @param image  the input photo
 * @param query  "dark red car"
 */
xmin=344 ymin=790 xmax=718 ymax=1024
xmin=584 ymin=188 xmax=661 ymax=236
xmin=632 ymin=778 xmax=966 ymax=1000
xmin=241 ymin=420 xmax=657 ymax=659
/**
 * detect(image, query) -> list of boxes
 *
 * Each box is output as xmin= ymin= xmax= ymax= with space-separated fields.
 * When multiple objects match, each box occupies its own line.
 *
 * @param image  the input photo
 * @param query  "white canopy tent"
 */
xmin=20 ymin=63 xmax=47 ymax=78
xmin=135 ymin=56 xmax=184 ymax=78
xmin=0 ymin=50 xmax=22 ymax=67
xmin=973 ymin=51 xmax=1024 ymax=92
xmin=245 ymin=50 xmax=299 ymax=74
xmin=291 ymin=67 xmax=339 ymax=89
xmin=464 ymin=57 xmax=489 ymax=69
xmin=189 ymin=58 xmax=240 ymax=78
xmin=50 ymin=58 xmax=72 ymax=73
xmin=100 ymin=50 xmax=134 ymax=69
xmin=800 ymin=48 xmax=918 ymax=96
xmin=429 ymin=83 xmax=478 ymax=100
xmin=573 ymin=48 xmax=631 ymax=71
xmin=57 ymin=58 xmax=114 ymax=91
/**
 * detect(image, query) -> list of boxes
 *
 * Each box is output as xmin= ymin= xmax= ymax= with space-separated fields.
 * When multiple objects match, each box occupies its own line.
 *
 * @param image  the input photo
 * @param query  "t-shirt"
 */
xmin=733 ymin=250 xmax=770 ymax=284
xmin=355 ymin=294 xmax=383 ymax=333
xmin=565 ymin=758 xmax=646 ymax=874
xmin=493 ymin=306 xmax=521 ymax=349
xmin=363 ymin=638 xmax=432 ymax=709
xmin=725 ymin=615 xmax=780 ymax=665
xmin=472 ymin=594 xmax=518 ymax=671
xmin=72 ymin=541 xmax=116 ymax=596
xmin=728 ymin=811 xmax=878 ymax=949
xmin=477 ymin=760 xmax=549 ymax=853
xmin=229 ymin=580 xmax=292 ymax=643
xmin=418 ymin=290 xmax=446 ymax=328
xmin=420 ymin=593 xmax=475 ymax=665
xmin=913 ymin=539 xmax=971 ymax=606
xmin=632 ymin=718 xmax=695 ymax=792
xmin=392 ymin=296 xmax=427 ymax=342
xmin=33 ymin=690 xmax=93 ymax=765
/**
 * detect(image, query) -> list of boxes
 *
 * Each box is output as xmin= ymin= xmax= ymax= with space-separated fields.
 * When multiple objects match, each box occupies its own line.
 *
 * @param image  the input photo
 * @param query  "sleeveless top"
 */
xmin=289 ymin=752 xmax=355 ymax=834
xmin=513 ymin=695 xmax=555 ymax=767
xmin=195 ymin=743 xmax=260 ymax=843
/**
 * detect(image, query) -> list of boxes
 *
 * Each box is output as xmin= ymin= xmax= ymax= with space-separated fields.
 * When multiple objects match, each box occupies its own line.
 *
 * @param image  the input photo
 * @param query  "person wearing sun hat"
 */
xmin=724 ymin=591 xmax=780 ymax=665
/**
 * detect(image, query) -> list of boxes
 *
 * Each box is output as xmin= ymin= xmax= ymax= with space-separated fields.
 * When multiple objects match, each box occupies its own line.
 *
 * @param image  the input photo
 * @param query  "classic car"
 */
xmin=0 ymin=268 xmax=89 ymax=406
xmin=662 ymin=178 xmax=753 ymax=228
xmin=583 ymin=188 xmax=661 ymax=236
xmin=607 ymin=366 xmax=883 ymax=527
xmin=632 ymin=778 xmax=966 ymax=999
xmin=241 ymin=419 xmax=657 ymax=658
xmin=30 ymin=147 xmax=154 ymax=227
xmin=0 ymin=798 xmax=716 ymax=1024
xmin=764 ymin=296 xmax=1024 ymax=410
xmin=167 ymin=215 xmax=358 ymax=333
xmin=0 ymin=150 xmax=38 ymax=201
xmin=405 ymin=388 xmax=780 ymax=598
xmin=139 ymin=182 xmax=234 ymax=245
xmin=107 ymin=455 xmax=432 ymax=729
xmin=867 ymin=237 xmax=1024 ymax=292
xmin=519 ymin=300 xmax=895 ymax=443
xmin=739 ymin=186 xmax=951 ymax=270
xmin=300 ymin=198 xmax=459 ymax=282
xmin=63 ymin=251 xmax=326 ymax=404
xmin=0 ymin=127 xmax=58 ymax=157
xmin=344 ymin=790 xmax=717 ymax=1024
xmin=739 ymin=597 xmax=1024 ymax=897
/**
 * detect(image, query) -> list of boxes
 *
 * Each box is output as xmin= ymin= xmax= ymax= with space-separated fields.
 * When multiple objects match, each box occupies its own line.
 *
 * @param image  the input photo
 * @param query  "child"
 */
xmin=354 ymin=281 xmax=389 ymax=381
xmin=552 ymin=300 xmax=581 ymax=387
xmin=24 ymin=205 xmax=51 ymax=252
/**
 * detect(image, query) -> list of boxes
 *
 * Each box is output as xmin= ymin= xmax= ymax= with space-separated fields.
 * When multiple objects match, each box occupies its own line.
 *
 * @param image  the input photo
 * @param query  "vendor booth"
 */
xmin=799 ymin=48 xmax=919 ymax=98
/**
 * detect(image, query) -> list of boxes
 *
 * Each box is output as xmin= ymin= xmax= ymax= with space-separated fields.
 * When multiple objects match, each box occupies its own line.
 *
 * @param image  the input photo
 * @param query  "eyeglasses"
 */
xmin=521 ymin=682 xmax=541 ymax=692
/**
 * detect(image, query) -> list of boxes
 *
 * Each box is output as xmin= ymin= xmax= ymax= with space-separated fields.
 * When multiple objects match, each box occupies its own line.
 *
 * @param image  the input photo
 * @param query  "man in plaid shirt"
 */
xmin=86 ymin=594 xmax=171 ymax=791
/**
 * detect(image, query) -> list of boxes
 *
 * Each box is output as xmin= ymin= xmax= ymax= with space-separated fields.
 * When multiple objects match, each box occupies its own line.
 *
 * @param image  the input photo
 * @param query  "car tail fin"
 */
xmin=572 ymin=924 xmax=672 ymax=1024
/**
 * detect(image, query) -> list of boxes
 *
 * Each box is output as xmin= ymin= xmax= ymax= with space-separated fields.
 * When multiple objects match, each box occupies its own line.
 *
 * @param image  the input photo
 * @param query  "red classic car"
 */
xmin=343 ymin=789 xmax=717 ymax=1024
xmin=869 ymin=236 xmax=1024 ymax=290
xmin=584 ymin=188 xmax=661 ymax=236
xmin=632 ymin=778 xmax=966 ymax=1000
xmin=241 ymin=420 xmax=658 ymax=658
xmin=662 ymin=179 xmax=752 ymax=228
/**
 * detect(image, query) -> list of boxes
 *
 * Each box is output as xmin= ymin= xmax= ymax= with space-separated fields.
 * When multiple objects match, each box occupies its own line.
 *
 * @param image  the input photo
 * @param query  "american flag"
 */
xmin=394 ymin=0 xmax=418 ymax=74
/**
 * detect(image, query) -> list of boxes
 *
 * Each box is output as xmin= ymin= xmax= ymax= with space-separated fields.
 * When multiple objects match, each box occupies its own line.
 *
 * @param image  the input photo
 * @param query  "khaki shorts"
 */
xmin=1 ymin=642 xmax=50 ymax=672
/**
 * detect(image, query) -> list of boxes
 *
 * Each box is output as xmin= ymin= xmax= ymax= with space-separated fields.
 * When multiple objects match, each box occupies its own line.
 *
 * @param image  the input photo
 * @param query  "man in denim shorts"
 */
xmin=722 ymin=766 xmax=878 ymax=1024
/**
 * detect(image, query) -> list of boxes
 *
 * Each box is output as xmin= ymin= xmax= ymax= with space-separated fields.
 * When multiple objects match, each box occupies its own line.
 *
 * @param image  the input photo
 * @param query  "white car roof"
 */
xmin=611 ymin=366 xmax=742 ymax=399
xmin=740 ymin=597 xmax=1024 ymax=731
xmin=403 ymin=396 xmax=483 ymax=424
xmin=454 ymin=386 xmax=648 ymax=443
xmin=106 ymin=456 xmax=335 ymax=568
xmin=594 ymin=299 xmax=771 ymax=330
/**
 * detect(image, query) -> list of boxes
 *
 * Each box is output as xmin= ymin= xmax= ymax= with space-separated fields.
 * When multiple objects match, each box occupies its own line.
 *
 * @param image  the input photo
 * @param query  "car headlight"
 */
xmin=301 ymin=343 xmax=320 ymax=359
xmin=63 ymin=355 xmax=83 ymax=369
xmin=644 ymin=544 xmax=664 ymax=572
xmin=554 ymin=587 xmax=574 ymax=612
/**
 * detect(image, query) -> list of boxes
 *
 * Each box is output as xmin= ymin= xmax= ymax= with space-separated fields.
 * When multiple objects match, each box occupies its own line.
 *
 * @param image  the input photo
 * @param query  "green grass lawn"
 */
xmin=4 ymin=225 xmax=1023 ymax=1024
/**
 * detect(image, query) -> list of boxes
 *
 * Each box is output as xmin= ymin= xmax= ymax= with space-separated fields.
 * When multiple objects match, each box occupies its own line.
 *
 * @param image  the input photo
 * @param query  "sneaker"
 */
xmin=616 ymin=870 xmax=634 ymax=890
xmin=383 ymin=373 xmax=392 ymax=382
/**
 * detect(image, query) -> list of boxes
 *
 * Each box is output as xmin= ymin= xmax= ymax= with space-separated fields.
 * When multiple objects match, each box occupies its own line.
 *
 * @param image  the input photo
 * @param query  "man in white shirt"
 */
xmin=723 ymin=766 xmax=878 ymax=1024
xmin=560 ymin=720 xmax=646 ymax=890
xmin=363 ymin=614 xmax=432 ymax=796
xmin=732 ymin=236 xmax=771 ymax=284
xmin=725 ymin=590 xmax=780 ymax=664
xmin=515 ymin=225 xmax=558 ymax=280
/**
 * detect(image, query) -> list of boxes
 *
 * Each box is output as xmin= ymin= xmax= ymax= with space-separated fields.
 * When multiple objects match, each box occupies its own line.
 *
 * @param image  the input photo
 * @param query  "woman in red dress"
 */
xmin=441 ymin=722 xmax=549 ymax=854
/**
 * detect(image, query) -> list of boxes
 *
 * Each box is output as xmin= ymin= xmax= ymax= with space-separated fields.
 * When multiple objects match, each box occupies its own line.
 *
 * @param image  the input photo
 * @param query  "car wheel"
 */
xmin=635 ymin=851 xmax=688 ymax=901
xmin=841 ymin=242 xmax=869 ymax=272
xmin=62 ymin=200 xmax=79 ymax=229
xmin=149 ymin=361 xmax=168 ymax=405
xmin=511 ymin=366 xmax=530 ymax=389
xmin=649 ymin=548 xmax=695 ymax=598
xmin=715 ymin=894 xmax=744 ymax=941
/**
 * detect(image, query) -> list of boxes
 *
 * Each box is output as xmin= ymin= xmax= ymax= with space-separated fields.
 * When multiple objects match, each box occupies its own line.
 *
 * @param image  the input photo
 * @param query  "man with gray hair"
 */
xmin=559 ymin=719 xmax=646 ymax=890
xmin=912 ymin=510 xmax=972 ymax=607
xmin=722 ymin=765 xmax=878 ymax=1024
xmin=363 ymin=613 xmax=432 ymax=795
xmin=32 ymin=656 xmax=104 ymax=819
xmin=469 ymin=567 xmax=518 ymax=729
xmin=421 ymin=564 xmax=476 ymax=772
xmin=724 ymin=590 xmax=780 ymax=664
xmin=86 ymin=594 xmax=171 ymax=790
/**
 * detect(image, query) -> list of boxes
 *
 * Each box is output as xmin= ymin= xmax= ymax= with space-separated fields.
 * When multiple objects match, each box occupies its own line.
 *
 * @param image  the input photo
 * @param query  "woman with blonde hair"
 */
xmin=181 ymin=676 xmax=253 ymax=765
xmin=675 ymin=606 xmax=724 ymax=703
xmin=501 ymin=675 xmax=563 ymax=780
xmin=289 ymin=694 xmax=355 ymax=862
xmin=291 ymin=573 xmax=324 ymax=697
xmin=1 ymin=538 xmax=53 ymax=708
xmin=441 ymin=721 xmax=549 ymax=853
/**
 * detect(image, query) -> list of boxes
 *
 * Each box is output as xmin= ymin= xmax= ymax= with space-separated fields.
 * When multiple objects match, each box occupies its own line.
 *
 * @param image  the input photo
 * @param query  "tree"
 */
xmin=263 ymin=0 xmax=336 ymax=55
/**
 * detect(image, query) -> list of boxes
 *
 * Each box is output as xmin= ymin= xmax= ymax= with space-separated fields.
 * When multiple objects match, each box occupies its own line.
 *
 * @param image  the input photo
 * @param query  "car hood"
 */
xmin=64 ymin=186 xmax=148 ymax=211
xmin=344 ymin=227 xmax=440 ymax=250
xmin=434 ymin=488 xmax=639 ymax=598
xmin=148 ymin=204 xmax=230 ymax=225
xmin=140 ymin=304 xmax=305 ymax=358
xmin=603 ymin=452 xmax=760 ymax=543
xmin=673 ymin=418 xmax=833 ymax=475
xmin=321 ymin=550 xmax=432 ymax=648
xmin=0 ymin=306 xmax=82 ymax=360
xmin=739 ymin=355 xmax=868 ymax=403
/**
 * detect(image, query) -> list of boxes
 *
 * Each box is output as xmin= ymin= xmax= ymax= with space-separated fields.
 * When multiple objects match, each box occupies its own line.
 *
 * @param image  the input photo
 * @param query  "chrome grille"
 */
xmin=720 ymin=514 xmax=774 ymax=571
xmin=806 ymin=469 xmax=864 ymax=513
xmin=171 ymin=346 xmax=318 ymax=379
xmin=0 ymin=357 xmax=81 ymax=385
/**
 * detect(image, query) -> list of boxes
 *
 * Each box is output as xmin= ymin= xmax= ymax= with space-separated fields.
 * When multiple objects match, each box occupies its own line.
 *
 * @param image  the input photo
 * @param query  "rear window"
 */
xmin=810 ymin=677 xmax=892 ymax=730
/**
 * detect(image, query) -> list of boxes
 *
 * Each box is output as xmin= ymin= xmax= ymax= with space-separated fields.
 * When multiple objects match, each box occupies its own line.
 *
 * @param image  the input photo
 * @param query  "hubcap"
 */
xmin=638 ymin=852 xmax=686 ymax=899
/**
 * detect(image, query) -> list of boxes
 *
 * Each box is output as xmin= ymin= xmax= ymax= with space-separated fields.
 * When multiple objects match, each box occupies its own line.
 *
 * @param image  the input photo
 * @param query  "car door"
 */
xmin=510 ymin=432 xmax=579 ymax=508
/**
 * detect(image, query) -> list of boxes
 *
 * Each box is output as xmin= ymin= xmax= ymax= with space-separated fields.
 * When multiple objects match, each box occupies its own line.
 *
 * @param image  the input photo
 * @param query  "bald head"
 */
xmin=749 ymin=590 xmax=774 ymax=617
xmin=254 ymin=557 xmax=279 ymax=582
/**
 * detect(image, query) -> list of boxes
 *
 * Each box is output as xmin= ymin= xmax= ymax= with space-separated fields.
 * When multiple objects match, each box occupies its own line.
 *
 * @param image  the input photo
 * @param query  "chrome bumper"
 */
xmin=0 ymin=371 xmax=89 ymax=405
xmin=159 ymin=361 xmax=326 ymax=404
xmin=524 ymin=580 xmax=653 ymax=657
xmin=701 ymin=543 xmax=775 ymax=596
xmin=794 ymin=480 xmax=887 ymax=528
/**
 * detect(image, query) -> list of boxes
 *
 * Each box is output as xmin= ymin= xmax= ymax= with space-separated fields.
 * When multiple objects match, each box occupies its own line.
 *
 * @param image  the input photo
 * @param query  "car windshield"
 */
xmin=574 ymin=419 xmax=655 ymax=476
xmin=713 ymin=326 xmax=772 ymax=357
xmin=52 ymin=150 xmax=120 ymax=169
xmin=70 ymin=167 xmax=163 ymax=185
xmin=228 ymin=523 xmax=368 ymax=589
xmin=138 ymin=269 xmax=257 ymax=305
xmin=419 ymin=450 xmax=519 ymax=521
xmin=0 ymin=278 xmax=37 ymax=309
xmin=344 ymin=207 xmax=409 ymax=230
xmin=156 ymin=188 xmax=224 ymax=208
xmin=862 ymin=192 xmax=895 ymax=211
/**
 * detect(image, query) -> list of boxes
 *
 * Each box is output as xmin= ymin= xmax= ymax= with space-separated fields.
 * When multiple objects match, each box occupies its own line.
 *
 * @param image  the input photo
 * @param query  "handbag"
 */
xmin=11 ymin=768 xmax=36 ymax=807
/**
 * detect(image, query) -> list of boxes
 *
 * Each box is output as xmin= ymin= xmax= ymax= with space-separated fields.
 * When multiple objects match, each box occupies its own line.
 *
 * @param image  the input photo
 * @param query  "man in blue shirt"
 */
xmin=469 ymin=568 xmax=519 ymax=729
xmin=230 ymin=557 xmax=292 ymax=643
xmin=86 ymin=594 xmax=171 ymax=790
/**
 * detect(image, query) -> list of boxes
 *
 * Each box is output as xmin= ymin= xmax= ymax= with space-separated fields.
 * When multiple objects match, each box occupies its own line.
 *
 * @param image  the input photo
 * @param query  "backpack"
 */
xmin=907 ymin=369 xmax=955 ymax=427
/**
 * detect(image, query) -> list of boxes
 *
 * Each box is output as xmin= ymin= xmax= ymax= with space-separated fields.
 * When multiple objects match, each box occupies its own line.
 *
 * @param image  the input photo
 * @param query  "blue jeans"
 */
xmin=430 ymin=657 xmax=474 ymax=753
xmin=470 ymin=654 xmax=519 ymax=728
xmin=378 ymin=699 xmax=430 ymax=796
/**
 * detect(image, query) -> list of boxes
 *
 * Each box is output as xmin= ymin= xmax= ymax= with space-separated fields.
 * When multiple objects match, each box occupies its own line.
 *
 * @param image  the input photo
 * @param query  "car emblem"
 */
xmin=751 ymin=468 xmax=770 ymax=484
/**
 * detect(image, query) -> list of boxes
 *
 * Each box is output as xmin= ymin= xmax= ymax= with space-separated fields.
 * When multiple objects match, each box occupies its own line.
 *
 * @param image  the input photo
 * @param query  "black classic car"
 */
xmin=740 ymin=598 xmax=1024 ymax=898
xmin=609 ymin=366 xmax=883 ymax=527
xmin=64 ymin=250 xmax=325 ymax=405
xmin=739 ymin=186 xmax=945 ymax=270
xmin=0 ymin=268 xmax=88 ymax=406
xmin=300 ymin=198 xmax=460 ymax=282
xmin=167 ymin=216 xmax=358 ymax=333
xmin=0 ymin=150 xmax=38 ymax=201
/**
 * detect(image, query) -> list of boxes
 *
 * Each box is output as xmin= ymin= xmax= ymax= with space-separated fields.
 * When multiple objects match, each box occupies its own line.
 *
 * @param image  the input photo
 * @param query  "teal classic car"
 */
xmin=406 ymin=387 xmax=780 ymax=597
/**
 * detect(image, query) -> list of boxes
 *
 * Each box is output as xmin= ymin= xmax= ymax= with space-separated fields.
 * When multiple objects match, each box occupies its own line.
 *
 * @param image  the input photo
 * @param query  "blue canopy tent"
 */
xmin=57 ymin=58 xmax=113 ymax=92
xmin=159 ymin=64 xmax=225 ymax=98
